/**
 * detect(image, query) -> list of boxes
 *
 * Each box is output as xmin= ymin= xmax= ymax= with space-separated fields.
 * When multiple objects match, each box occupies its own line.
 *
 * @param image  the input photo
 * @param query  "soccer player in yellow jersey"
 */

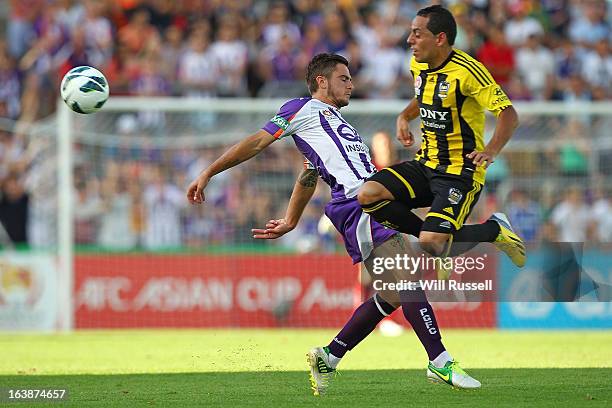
xmin=358 ymin=5 xmax=526 ymax=269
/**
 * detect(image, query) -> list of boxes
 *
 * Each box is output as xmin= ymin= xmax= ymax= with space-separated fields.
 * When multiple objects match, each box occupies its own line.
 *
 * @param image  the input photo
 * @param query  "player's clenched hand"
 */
xmin=186 ymin=173 xmax=210 ymax=204
xmin=396 ymin=115 xmax=415 ymax=147
xmin=252 ymin=219 xmax=294 ymax=239
xmin=466 ymin=150 xmax=495 ymax=168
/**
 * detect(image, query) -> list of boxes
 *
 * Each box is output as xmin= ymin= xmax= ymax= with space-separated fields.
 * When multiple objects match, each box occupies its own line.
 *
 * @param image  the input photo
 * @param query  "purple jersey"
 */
xmin=263 ymin=98 xmax=396 ymax=263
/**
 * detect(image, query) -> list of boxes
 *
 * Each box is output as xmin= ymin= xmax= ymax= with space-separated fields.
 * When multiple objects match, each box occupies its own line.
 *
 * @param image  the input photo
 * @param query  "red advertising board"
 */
xmin=75 ymin=254 xmax=495 ymax=328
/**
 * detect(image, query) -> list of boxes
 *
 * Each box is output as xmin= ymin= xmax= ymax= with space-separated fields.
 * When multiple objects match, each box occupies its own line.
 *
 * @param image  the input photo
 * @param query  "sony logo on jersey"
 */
xmin=271 ymin=114 xmax=290 ymax=130
xmin=419 ymin=108 xmax=449 ymax=121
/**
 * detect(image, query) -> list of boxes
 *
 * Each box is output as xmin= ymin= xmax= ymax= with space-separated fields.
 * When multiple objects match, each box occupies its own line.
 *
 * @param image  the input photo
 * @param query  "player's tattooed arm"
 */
xmin=252 ymin=168 xmax=317 ymax=239
xmin=284 ymin=168 xmax=317 ymax=228
xmin=298 ymin=169 xmax=318 ymax=188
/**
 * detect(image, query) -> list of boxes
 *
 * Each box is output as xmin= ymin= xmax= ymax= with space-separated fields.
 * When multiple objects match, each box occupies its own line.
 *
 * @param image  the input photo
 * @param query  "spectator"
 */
xmin=560 ymin=74 xmax=591 ymax=103
xmin=256 ymin=33 xmax=302 ymax=96
xmin=54 ymin=0 xmax=84 ymax=32
xmin=210 ymin=19 xmax=249 ymax=97
xmin=554 ymin=38 xmax=582 ymax=84
xmin=97 ymin=173 xmax=138 ymax=250
xmin=0 ymin=172 xmax=29 ymax=244
xmin=477 ymin=25 xmax=515 ymax=88
xmin=569 ymin=0 xmax=610 ymax=50
xmin=548 ymin=119 xmax=590 ymax=178
xmin=81 ymin=0 xmax=113 ymax=68
xmin=504 ymin=1 xmax=544 ymax=47
xmin=160 ymin=25 xmax=185 ymax=88
xmin=142 ymin=166 xmax=184 ymax=249
xmin=178 ymin=29 xmax=219 ymax=128
xmin=505 ymin=73 xmax=533 ymax=101
xmin=505 ymin=189 xmax=542 ymax=243
xmin=296 ymin=22 xmax=328 ymax=75
xmin=118 ymin=7 xmax=160 ymax=56
xmin=452 ymin=3 xmax=482 ymax=55
xmin=18 ymin=4 xmax=68 ymax=121
xmin=56 ymin=26 xmax=91 ymax=75
xmin=0 ymin=46 xmax=21 ymax=119
xmin=581 ymin=39 xmax=612 ymax=93
xmin=359 ymin=34 xmax=405 ymax=99
xmin=350 ymin=8 xmax=384 ymax=58
xmin=540 ymin=0 xmax=570 ymax=36
xmin=338 ymin=39 xmax=365 ymax=98
xmin=261 ymin=3 xmax=301 ymax=47
xmin=6 ymin=0 xmax=42 ymax=59
xmin=515 ymin=34 xmax=555 ymax=100
xmin=74 ymin=179 xmax=102 ymax=245
xmin=178 ymin=30 xmax=218 ymax=98
xmin=130 ymin=53 xmax=171 ymax=97
xmin=591 ymin=188 xmax=612 ymax=244
xmin=550 ymin=186 xmax=591 ymax=242
xmin=323 ymin=12 xmax=350 ymax=54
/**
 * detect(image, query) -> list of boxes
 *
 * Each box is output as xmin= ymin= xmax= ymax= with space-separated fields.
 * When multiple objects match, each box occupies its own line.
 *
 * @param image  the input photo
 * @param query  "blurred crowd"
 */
xmin=0 ymin=0 xmax=612 ymax=251
xmin=0 ymin=0 xmax=610 ymax=122
xmin=2 ymin=126 xmax=611 ymax=252
xmin=66 ymin=131 xmax=612 ymax=250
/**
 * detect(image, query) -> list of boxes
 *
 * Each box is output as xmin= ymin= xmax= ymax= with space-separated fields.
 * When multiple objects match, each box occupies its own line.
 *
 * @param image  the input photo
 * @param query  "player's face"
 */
xmin=325 ymin=64 xmax=353 ymax=108
xmin=407 ymin=16 xmax=442 ymax=63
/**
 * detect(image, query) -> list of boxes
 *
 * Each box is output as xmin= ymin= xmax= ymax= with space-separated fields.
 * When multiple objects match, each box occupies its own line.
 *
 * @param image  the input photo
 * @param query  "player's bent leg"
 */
xmin=418 ymin=230 xmax=451 ymax=258
xmin=367 ymin=234 xmax=480 ymax=389
xmin=361 ymin=162 xmax=432 ymax=236
xmin=362 ymin=196 xmax=424 ymax=236
xmin=357 ymin=180 xmax=395 ymax=206
xmin=308 ymin=291 xmax=398 ymax=396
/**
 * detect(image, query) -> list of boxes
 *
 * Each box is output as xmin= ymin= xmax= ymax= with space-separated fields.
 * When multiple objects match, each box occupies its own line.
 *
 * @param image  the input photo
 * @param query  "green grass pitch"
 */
xmin=1 ymin=329 xmax=611 ymax=407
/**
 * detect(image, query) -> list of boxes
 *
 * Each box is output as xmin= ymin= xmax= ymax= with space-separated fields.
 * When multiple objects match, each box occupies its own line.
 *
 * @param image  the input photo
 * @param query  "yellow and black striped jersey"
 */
xmin=410 ymin=48 xmax=512 ymax=184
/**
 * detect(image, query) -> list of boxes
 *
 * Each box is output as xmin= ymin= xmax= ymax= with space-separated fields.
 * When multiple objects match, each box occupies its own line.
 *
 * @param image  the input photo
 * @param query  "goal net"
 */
xmin=11 ymin=98 xmax=611 ymax=330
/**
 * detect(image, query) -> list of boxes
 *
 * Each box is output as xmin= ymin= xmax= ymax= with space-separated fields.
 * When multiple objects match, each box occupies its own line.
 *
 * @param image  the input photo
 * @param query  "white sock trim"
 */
xmin=373 ymin=293 xmax=389 ymax=317
xmin=431 ymin=350 xmax=452 ymax=368
xmin=327 ymin=353 xmax=341 ymax=369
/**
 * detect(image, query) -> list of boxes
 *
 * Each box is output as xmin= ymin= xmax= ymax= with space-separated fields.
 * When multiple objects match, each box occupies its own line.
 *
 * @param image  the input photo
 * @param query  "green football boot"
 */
xmin=306 ymin=346 xmax=336 ymax=396
xmin=427 ymin=360 xmax=481 ymax=389
xmin=490 ymin=212 xmax=526 ymax=267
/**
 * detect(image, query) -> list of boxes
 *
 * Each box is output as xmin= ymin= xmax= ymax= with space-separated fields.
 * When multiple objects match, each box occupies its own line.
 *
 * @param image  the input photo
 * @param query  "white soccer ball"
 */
xmin=60 ymin=66 xmax=109 ymax=114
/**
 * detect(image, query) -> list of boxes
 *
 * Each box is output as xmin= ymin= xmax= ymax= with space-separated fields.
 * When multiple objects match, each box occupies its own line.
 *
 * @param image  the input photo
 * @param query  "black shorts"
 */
xmin=368 ymin=160 xmax=483 ymax=234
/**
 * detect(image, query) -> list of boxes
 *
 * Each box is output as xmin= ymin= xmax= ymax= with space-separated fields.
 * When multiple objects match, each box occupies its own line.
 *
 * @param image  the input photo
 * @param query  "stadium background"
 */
xmin=0 ymin=0 xmax=611 ymax=333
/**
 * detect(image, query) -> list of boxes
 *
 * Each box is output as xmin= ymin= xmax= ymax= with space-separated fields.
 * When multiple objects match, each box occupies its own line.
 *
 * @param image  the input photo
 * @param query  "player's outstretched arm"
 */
xmin=467 ymin=106 xmax=519 ymax=168
xmin=187 ymin=130 xmax=276 ymax=204
xmin=396 ymin=98 xmax=420 ymax=147
xmin=252 ymin=169 xmax=318 ymax=239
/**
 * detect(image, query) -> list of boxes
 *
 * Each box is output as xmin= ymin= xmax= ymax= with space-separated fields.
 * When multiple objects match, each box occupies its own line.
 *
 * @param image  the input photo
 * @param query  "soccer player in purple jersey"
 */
xmin=187 ymin=54 xmax=481 ymax=394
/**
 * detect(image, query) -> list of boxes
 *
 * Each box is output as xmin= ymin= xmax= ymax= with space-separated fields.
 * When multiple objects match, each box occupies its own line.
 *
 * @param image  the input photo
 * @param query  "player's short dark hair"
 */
xmin=306 ymin=53 xmax=349 ymax=94
xmin=417 ymin=5 xmax=457 ymax=46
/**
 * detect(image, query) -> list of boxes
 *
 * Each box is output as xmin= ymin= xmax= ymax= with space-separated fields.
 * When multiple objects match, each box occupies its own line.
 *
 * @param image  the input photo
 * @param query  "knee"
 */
xmin=358 ymin=181 xmax=390 ymax=206
xmin=418 ymin=232 xmax=449 ymax=257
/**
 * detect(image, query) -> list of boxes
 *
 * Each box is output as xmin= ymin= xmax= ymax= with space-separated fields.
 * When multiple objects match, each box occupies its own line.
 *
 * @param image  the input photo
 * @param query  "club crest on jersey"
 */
xmin=271 ymin=114 xmax=290 ymax=130
xmin=414 ymin=76 xmax=422 ymax=96
xmin=438 ymin=81 xmax=450 ymax=99
xmin=448 ymin=188 xmax=463 ymax=205
xmin=322 ymin=109 xmax=332 ymax=116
